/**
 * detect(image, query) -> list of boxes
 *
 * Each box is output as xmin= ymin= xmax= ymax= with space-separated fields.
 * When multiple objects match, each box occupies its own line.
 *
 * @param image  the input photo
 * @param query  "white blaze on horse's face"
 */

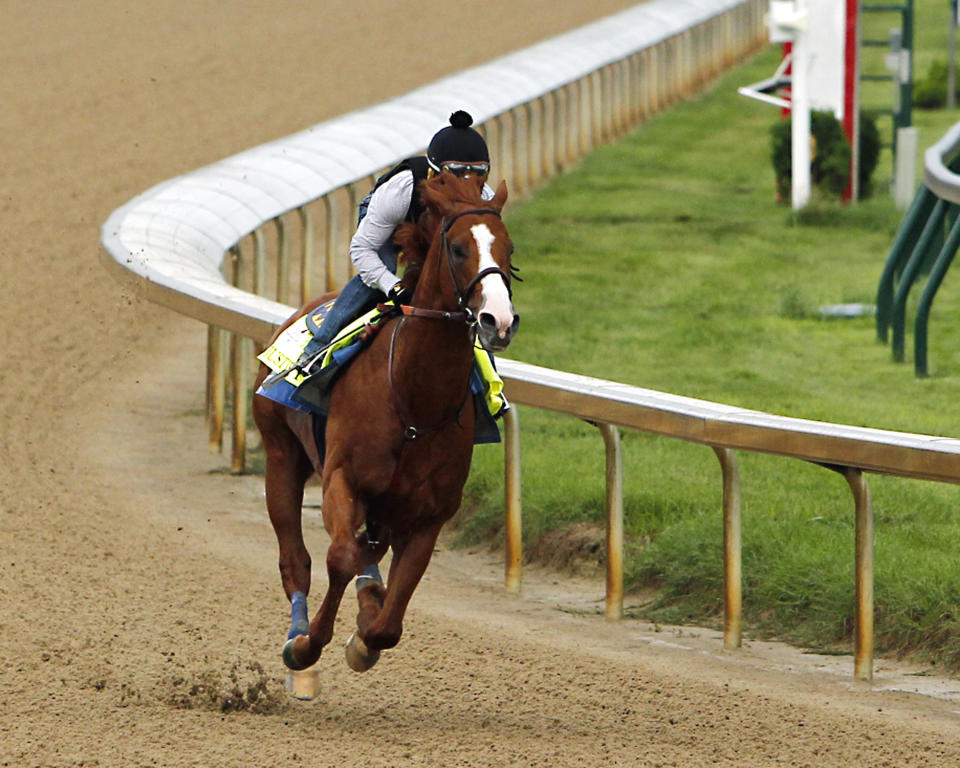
xmin=470 ymin=223 xmax=515 ymax=341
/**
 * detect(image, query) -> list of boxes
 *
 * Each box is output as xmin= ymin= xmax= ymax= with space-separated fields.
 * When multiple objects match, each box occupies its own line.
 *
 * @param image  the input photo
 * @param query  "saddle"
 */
xmin=256 ymin=300 xmax=505 ymax=456
xmin=256 ymin=299 xmax=393 ymax=414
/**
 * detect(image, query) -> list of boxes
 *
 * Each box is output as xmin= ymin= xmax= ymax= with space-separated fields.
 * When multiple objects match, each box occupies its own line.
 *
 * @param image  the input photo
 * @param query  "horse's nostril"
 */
xmin=510 ymin=314 xmax=520 ymax=334
xmin=478 ymin=312 xmax=497 ymax=331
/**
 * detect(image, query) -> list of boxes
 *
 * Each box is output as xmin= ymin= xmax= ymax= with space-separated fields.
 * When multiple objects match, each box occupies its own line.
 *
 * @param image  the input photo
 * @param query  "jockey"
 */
xmin=311 ymin=110 xmax=495 ymax=347
xmin=283 ymin=110 xmax=508 ymax=434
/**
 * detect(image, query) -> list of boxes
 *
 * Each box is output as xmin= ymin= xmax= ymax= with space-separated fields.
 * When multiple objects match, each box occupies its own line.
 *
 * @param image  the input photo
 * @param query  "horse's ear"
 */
xmin=418 ymin=176 xmax=459 ymax=218
xmin=491 ymin=179 xmax=508 ymax=212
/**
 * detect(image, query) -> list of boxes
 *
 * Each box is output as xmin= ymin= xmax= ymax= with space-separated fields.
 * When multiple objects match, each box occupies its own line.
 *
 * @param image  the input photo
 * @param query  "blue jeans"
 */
xmin=312 ymin=240 xmax=398 ymax=346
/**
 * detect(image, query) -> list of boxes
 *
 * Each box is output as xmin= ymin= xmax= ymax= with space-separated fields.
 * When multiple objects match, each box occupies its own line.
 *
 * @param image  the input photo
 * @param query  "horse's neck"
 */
xmin=391 ymin=239 xmax=475 ymax=409
xmin=388 ymin=317 xmax=474 ymax=427
xmin=410 ymin=231 xmax=459 ymax=312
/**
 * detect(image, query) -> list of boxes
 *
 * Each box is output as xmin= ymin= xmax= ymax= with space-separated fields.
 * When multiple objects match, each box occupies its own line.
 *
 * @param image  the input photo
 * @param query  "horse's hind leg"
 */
xmin=261 ymin=425 xmax=315 ymax=603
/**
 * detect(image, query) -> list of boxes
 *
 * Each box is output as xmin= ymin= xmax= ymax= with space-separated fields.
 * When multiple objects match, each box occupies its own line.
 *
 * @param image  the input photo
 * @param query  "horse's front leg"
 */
xmin=344 ymin=536 xmax=389 ymax=672
xmin=347 ymin=520 xmax=443 ymax=666
xmin=283 ymin=467 xmax=364 ymax=671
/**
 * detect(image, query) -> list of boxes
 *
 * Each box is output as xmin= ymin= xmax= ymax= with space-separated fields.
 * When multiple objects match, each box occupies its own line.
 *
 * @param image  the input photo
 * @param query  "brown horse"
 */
xmin=252 ymin=173 xmax=518 ymax=681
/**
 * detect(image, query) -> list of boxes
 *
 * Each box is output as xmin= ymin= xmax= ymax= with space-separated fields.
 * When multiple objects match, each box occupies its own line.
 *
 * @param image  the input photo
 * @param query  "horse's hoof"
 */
xmin=285 ymin=667 xmax=320 ymax=701
xmin=282 ymin=636 xmax=309 ymax=671
xmin=344 ymin=632 xmax=380 ymax=672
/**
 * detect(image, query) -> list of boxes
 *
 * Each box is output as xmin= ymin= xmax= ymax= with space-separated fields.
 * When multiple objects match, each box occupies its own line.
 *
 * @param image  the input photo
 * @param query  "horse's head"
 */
xmin=416 ymin=174 xmax=519 ymax=352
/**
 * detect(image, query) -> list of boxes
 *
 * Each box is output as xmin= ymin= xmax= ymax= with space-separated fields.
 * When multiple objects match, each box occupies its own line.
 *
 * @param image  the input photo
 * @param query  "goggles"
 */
xmin=440 ymin=161 xmax=490 ymax=179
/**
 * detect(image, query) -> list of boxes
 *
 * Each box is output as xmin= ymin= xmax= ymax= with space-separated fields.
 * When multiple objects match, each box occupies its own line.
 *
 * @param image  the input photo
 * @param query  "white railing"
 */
xmin=101 ymin=0 xmax=767 ymax=470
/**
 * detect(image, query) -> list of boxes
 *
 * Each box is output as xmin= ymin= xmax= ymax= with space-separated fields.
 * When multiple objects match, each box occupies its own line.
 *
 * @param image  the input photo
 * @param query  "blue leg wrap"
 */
xmin=288 ymin=591 xmax=309 ymax=640
xmin=355 ymin=563 xmax=383 ymax=593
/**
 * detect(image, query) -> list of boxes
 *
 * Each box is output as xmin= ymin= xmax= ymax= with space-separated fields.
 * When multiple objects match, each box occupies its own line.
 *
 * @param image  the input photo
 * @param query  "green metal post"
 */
xmin=914 ymin=210 xmax=960 ymax=376
xmin=876 ymin=185 xmax=935 ymax=342
xmin=892 ymin=198 xmax=947 ymax=362
xmin=900 ymin=0 xmax=913 ymax=131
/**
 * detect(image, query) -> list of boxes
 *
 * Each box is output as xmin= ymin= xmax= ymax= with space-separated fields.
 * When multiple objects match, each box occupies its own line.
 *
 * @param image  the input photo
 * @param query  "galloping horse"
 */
xmin=253 ymin=173 xmax=518 ymax=680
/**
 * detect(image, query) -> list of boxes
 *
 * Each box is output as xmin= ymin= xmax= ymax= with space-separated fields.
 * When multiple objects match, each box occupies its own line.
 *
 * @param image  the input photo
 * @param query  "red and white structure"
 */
xmin=739 ymin=0 xmax=860 ymax=208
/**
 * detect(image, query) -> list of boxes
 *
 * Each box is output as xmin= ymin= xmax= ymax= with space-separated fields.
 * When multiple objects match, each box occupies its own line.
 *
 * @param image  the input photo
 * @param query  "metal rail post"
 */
xmin=599 ymin=423 xmax=624 ymax=619
xmin=558 ymin=84 xmax=573 ymax=167
xmin=650 ymin=46 xmax=661 ymax=112
xmin=713 ymin=447 xmax=742 ymax=650
xmin=228 ymin=246 xmax=247 ymax=473
xmin=322 ymin=194 xmax=339 ymax=292
xmin=628 ymin=52 xmax=641 ymax=125
xmin=503 ymin=406 xmax=523 ymax=595
xmin=567 ymin=82 xmax=581 ymax=160
xmin=525 ymin=100 xmax=542 ymax=189
xmin=275 ymin=216 xmax=290 ymax=305
xmin=206 ymin=325 xmax=225 ymax=453
xmin=819 ymin=463 xmax=875 ymax=680
xmin=482 ymin=119 xmax=501 ymax=185
xmin=298 ymin=206 xmax=314 ymax=304
xmin=845 ymin=467 xmax=875 ymax=681
xmin=346 ymin=184 xmax=365 ymax=279
xmin=500 ymin=113 xmax=516 ymax=192
xmin=230 ymin=331 xmax=248 ymax=474
xmin=541 ymin=91 xmax=557 ymax=178
xmin=513 ymin=106 xmax=529 ymax=196
xmin=252 ymin=230 xmax=266 ymax=296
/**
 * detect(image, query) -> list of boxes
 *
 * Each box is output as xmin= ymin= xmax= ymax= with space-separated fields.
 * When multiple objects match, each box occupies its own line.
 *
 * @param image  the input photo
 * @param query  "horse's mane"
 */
xmin=393 ymin=174 xmax=493 ymax=293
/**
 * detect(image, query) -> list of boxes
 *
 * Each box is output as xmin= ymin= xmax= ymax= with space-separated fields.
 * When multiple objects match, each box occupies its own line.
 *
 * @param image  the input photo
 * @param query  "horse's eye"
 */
xmin=451 ymin=243 xmax=467 ymax=260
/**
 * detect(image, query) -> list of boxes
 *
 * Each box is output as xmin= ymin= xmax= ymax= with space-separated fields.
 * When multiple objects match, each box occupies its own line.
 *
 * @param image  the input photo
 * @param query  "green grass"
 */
xmin=460 ymin=1 xmax=960 ymax=667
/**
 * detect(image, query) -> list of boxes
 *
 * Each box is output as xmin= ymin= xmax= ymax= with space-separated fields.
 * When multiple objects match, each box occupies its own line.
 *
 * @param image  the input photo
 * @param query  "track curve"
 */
xmin=2 ymin=2 xmax=960 ymax=765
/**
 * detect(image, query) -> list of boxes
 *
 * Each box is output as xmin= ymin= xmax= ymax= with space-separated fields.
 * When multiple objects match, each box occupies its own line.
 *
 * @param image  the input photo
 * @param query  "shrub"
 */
xmin=771 ymin=110 xmax=880 ymax=201
xmin=913 ymin=58 xmax=958 ymax=109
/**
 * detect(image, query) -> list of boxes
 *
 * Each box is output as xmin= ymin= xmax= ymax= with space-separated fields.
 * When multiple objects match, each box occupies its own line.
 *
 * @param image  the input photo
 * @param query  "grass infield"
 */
xmin=460 ymin=2 xmax=960 ymax=668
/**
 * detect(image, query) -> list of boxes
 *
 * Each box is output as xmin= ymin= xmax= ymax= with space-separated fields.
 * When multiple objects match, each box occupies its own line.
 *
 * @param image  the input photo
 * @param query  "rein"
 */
xmin=386 ymin=317 xmax=471 ymax=441
xmin=398 ymin=304 xmax=468 ymax=322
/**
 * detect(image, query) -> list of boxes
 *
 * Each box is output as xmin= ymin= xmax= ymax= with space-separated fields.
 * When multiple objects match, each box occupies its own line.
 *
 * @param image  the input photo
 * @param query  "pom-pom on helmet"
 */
xmin=427 ymin=110 xmax=490 ymax=173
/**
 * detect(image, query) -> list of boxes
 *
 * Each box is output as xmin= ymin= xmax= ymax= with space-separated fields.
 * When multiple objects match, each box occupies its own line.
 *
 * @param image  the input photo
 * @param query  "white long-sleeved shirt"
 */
xmin=349 ymin=169 xmax=494 ymax=295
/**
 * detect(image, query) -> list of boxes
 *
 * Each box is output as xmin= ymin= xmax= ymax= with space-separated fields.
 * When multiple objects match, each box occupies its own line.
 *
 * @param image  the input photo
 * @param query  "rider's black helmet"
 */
xmin=427 ymin=111 xmax=490 ymax=171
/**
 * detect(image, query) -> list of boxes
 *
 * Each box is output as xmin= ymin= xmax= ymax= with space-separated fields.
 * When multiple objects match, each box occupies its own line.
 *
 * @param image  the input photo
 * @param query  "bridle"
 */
xmin=397 ymin=206 xmax=513 ymax=324
xmin=387 ymin=206 xmax=514 ymax=441
xmin=440 ymin=208 xmax=513 ymax=318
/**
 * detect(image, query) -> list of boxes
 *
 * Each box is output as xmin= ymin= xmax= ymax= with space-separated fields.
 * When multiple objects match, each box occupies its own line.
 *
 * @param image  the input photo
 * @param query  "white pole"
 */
xmin=893 ymin=127 xmax=918 ymax=210
xmin=791 ymin=0 xmax=811 ymax=210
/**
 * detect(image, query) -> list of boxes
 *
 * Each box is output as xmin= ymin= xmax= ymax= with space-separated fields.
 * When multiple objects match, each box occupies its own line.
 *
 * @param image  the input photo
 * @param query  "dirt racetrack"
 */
xmin=3 ymin=2 xmax=960 ymax=766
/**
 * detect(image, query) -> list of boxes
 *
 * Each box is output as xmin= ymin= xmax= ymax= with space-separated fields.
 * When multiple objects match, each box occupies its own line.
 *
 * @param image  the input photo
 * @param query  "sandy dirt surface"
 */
xmin=3 ymin=2 xmax=960 ymax=766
